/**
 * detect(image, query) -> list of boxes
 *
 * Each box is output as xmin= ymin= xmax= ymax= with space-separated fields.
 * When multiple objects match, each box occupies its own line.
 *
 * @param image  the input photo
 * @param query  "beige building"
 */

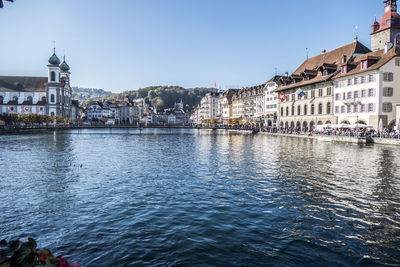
xmin=275 ymin=41 xmax=371 ymax=130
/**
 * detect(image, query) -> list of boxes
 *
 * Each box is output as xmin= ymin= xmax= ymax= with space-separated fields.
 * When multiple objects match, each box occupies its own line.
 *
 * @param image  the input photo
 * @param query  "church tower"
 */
xmin=47 ymin=48 xmax=61 ymax=117
xmin=60 ymin=56 xmax=72 ymax=119
xmin=371 ymin=0 xmax=400 ymax=51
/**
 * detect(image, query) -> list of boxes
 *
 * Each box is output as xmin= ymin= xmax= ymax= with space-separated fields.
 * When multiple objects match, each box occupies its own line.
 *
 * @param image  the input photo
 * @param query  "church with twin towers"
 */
xmin=0 ymin=48 xmax=73 ymax=119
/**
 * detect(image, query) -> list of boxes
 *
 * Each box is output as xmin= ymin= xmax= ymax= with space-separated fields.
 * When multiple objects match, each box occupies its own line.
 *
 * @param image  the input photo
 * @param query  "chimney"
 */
xmin=385 ymin=42 xmax=393 ymax=53
xmin=342 ymin=55 xmax=347 ymax=64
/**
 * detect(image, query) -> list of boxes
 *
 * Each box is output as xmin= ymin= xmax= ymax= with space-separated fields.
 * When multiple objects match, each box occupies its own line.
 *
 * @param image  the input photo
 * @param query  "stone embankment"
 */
xmin=260 ymin=132 xmax=400 ymax=146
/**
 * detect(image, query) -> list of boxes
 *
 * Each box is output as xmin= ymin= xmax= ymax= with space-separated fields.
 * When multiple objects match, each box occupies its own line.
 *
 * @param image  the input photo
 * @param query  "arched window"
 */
xmin=51 ymin=71 xmax=56 ymax=82
xmin=326 ymin=102 xmax=331 ymax=114
xmin=304 ymin=105 xmax=308 ymax=115
xmin=318 ymin=103 xmax=323 ymax=114
xmin=297 ymin=105 xmax=301 ymax=116
xmin=27 ymin=96 xmax=33 ymax=103
xmin=311 ymin=104 xmax=315 ymax=115
xmin=13 ymin=96 xmax=18 ymax=103
xmin=280 ymin=107 xmax=284 ymax=116
xmin=291 ymin=106 xmax=295 ymax=116
xmin=0 ymin=96 xmax=3 ymax=104
xmin=51 ymin=94 xmax=55 ymax=103
xmin=286 ymin=107 xmax=289 ymax=116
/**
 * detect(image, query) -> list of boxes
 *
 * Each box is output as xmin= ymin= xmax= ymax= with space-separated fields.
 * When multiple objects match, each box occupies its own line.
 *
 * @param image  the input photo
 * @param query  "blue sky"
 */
xmin=0 ymin=0 xmax=384 ymax=92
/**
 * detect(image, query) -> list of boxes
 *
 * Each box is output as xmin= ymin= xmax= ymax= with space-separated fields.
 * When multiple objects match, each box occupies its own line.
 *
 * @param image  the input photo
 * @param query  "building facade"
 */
xmin=0 ymin=49 xmax=72 ymax=119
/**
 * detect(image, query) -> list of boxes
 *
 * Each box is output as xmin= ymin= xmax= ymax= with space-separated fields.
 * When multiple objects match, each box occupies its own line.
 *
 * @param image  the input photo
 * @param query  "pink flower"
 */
xmin=38 ymin=253 xmax=46 ymax=262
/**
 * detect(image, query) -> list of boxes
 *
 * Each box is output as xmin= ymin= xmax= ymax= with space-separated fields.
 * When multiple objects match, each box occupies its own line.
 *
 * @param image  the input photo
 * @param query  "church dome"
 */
xmin=60 ymin=58 xmax=70 ymax=72
xmin=48 ymin=52 xmax=61 ymax=65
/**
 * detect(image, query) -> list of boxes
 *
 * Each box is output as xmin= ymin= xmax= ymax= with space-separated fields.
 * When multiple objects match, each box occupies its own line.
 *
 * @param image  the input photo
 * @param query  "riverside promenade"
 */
xmin=1 ymin=125 xmax=399 ymax=146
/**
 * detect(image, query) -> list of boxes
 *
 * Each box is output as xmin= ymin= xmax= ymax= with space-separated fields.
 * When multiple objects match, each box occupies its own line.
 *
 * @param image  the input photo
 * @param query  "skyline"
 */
xmin=0 ymin=0 xmax=384 ymax=93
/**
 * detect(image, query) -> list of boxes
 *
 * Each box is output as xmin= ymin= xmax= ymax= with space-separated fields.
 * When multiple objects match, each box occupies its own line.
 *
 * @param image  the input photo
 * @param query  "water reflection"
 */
xmin=0 ymin=130 xmax=399 ymax=266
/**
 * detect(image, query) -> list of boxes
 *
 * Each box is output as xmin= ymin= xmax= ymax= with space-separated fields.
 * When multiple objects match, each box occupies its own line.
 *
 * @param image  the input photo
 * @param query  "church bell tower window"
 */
xmin=51 ymin=71 xmax=56 ymax=82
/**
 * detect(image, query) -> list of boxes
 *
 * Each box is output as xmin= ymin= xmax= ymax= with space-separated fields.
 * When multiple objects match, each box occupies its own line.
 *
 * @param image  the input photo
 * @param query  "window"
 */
xmin=383 ymin=103 xmax=393 ymax=112
xmin=323 ymin=70 xmax=328 ymax=76
xmin=368 ymin=88 xmax=375 ymax=97
xmin=354 ymin=77 xmax=359 ymax=85
xmin=354 ymin=105 xmax=359 ymax=113
xmin=281 ymin=107 xmax=284 ymax=116
xmin=286 ymin=107 xmax=289 ymax=116
xmin=361 ymin=90 xmax=367 ymax=98
xmin=347 ymin=105 xmax=351 ymax=113
xmin=396 ymin=58 xmax=400 ymax=66
xmin=291 ymin=106 xmax=295 ymax=116
xmin=311 ymin=104 xmax=315 ymax=115
xmin=361 ymin=104 xmax=366 ymax=112
xmin=297 ymin=105 xmax=301 ymax=115
xmin=51 ymin=112 xmax=55 ymax=116
xmin=368 ymin=74 xmax=375 ymax=82
xmin=327 ymin=87 xmax=332 ymax=96
xmin=291 ymin=94 xmax=295 ymax=101
xmin=304 ymin=105 xmax=308 ymax=115
xmin=383 ymin=72 xmax=394 ymax=81
xmin=0 ymin=96 xmax=3 ymax=104
xmin=318 ymin=103 xmax=323 ymax=114
xmin=383 ymin=87 xmax=393 ymax=97
xmin=42 ymin=96 xmax=46 ymax=102
xmin=354 ymin=91 xmax=359 ymax=99
xmin=368 ymin=103 xmax=374 ymax=112
xmin=342 ymin=92 xmax=346 ymax=100
xmin=27 ymin=96 xmax=33 ymax=103
xmin=341 ymin=106 xmax=345 ymax=113
xmin=347 ymin=92 xmax=353 ymax=99
xmin=335 ymin=106 xmax=339 ymax=114
xmin=318 ymin=88 xmax=323 ymax=97
xmin=326 ymin=102 xmax=331 ymax=114
xmin=341 ymin=66 xmax=347 ymax=74
xmin=51 ymin=94 xmax=55 ymax=103
xmin=361 ymin=76 xmax=366 ymax=83
xmin=13 ymin=96 xmax=18 ymax=102
xmin=361 ymin=61 xmax=368 ymax=69
xmin=347 ymin=79 xmax=352 ymax=86
xmin=51 ymin=71 xmax=56 ymax=82
xmin=311 ymin=90 xmax=315 ymax=98
xmin=335 ymin=93 xmax=340 ymax=101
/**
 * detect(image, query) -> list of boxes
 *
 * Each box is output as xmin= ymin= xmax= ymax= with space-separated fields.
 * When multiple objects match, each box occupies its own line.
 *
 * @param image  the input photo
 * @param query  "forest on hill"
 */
xmin=72 ymin=86 xmax=217 ymax=112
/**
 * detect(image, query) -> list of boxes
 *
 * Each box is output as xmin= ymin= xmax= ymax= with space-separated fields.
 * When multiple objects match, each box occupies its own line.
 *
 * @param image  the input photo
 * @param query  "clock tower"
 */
xmin=371 ymin=0 xmax=400 ymax=51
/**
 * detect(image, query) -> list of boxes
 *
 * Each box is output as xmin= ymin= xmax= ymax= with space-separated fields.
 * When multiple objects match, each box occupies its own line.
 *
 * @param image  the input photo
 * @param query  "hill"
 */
xmin=72 ymin=86 xmax=217 ymax=112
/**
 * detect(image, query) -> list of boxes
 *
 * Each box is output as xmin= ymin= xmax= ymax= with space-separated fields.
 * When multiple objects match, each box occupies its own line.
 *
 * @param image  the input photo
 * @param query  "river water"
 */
xmin=0 ymin=128 xmax=399 ymax=266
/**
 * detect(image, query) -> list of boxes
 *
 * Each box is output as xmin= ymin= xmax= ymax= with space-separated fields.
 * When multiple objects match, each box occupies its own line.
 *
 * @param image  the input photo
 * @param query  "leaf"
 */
xmin=9 ymin=242 xmax=35 ymax=267
xmin=27 ymin=239 xmax=36 ymax=249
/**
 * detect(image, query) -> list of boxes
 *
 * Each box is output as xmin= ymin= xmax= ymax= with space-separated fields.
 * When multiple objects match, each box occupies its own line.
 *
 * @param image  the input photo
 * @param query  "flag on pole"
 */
xmin=296 ymin=89 xmax=306 ymax=98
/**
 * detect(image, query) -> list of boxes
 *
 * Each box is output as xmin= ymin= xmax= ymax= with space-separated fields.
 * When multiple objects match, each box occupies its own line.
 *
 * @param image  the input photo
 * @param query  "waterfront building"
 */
xmin=275 ymin=41 xmax=371 ymax=130
xmin=0 ymin=49 xmax=72 ymax=119
xmin=199 ymin=92 xmax=220 ymax=123
xmin=263 ymin=76 xmax=282 ymax=127
xmin=333 ymin=44 xmax=400 ymax=130
xmin=231 ymin=91 xmax=244 ymax=123
xmin=85 ymin=101 xmax=105 ymax=121
xmin=217 ymin=89 xmax=239 ymax=125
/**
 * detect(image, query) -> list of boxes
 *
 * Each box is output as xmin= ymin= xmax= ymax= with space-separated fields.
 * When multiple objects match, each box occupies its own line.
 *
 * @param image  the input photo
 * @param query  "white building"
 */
xmin=333 ymin=46 xmax=400 ymax=129
xmin=0 ymin=49 xmax=72 ymax=119
xmin=200 ymin=92 xmax=220 ymax=122
xmin=264 ymin=76 xmax=281 ymax=126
